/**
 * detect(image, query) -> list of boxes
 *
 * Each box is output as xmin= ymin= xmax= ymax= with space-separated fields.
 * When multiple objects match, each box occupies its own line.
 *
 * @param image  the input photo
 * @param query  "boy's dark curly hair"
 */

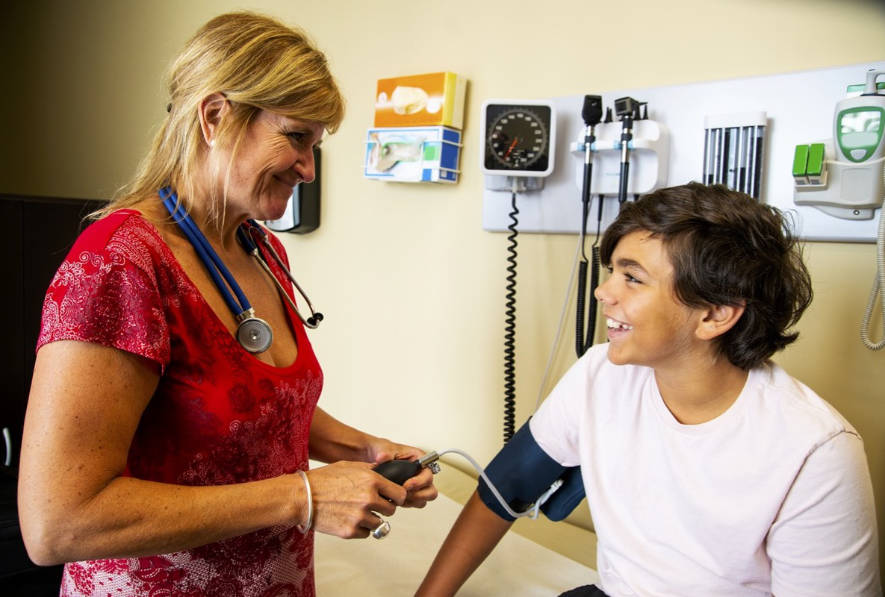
xmin=599 ymin=183 xmax=813 ymax=370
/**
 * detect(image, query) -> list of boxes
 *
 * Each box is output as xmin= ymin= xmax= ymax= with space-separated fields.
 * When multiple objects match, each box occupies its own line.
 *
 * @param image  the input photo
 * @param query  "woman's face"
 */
xmin=214 ymin=109 xmax=325 ymax=223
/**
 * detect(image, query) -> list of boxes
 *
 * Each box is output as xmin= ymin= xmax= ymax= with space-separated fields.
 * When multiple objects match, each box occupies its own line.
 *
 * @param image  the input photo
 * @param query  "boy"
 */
xmin=417 ymin=183 xmax=880 ymax=596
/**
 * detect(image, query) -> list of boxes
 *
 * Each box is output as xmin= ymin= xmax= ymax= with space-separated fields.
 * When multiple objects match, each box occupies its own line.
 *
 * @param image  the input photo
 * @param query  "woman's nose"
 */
xmin=294 ymin=148 xmax=316 ymax=184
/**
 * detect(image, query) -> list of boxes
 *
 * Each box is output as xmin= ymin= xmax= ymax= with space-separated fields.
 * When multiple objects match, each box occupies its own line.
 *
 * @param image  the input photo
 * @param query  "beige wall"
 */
xmin=3 ymin=0 xmax=883 ymax=579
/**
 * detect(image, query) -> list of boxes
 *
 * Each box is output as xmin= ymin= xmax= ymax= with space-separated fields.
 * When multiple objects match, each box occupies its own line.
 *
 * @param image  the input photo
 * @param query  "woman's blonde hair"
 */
xmin=98 ymin=11 xmax=344 ymax=225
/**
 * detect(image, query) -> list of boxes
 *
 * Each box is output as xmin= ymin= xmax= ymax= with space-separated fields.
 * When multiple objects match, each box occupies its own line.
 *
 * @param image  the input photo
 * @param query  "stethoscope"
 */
xmin=159 ymin=187 xmax=323 ymax=354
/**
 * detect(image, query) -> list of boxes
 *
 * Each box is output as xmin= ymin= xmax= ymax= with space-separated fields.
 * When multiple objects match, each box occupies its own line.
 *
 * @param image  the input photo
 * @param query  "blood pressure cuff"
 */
xmin=477 ymin=420 xmax=586 ymax=522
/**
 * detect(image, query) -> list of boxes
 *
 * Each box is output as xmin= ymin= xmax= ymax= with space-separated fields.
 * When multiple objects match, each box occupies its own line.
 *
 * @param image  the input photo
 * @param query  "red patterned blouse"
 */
xmin=37 ymin=209 xmax=323 ymax=597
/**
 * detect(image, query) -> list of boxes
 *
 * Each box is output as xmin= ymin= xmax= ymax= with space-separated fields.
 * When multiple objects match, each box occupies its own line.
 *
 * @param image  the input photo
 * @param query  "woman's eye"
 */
xmin=286 ymin=131 xmax=306 ymax=144
xmin=624 ymin=273 xmax=641 ymax=284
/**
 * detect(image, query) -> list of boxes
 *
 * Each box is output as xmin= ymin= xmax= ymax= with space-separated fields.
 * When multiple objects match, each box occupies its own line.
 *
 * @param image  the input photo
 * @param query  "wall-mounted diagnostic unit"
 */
xmin=568 ymin=98 xmax=669 ymax=202
xmin=793 ymin=68 xmax=885 ymax=349
xmin=794 ymin=70 xmax=885 ymax=220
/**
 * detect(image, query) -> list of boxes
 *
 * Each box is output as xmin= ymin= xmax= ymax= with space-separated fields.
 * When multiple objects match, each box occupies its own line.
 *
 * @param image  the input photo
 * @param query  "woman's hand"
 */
xmin=305 ymin=461 xmax=408 ymax=538
xmin=365 ymin=438 xmax=439 ymax=508
xmin=306 ymin=410 xmax=438 ymax=510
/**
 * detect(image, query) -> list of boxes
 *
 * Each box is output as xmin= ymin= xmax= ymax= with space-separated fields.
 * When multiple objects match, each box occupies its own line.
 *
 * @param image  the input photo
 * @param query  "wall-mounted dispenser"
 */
xmin=364 ymin=72 xmax=466 ymax=184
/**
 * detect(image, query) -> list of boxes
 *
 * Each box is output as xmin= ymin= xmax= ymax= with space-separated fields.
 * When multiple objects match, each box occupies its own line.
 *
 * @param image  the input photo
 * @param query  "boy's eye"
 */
xmin=625 ymin=273 xmax=641 ymax=284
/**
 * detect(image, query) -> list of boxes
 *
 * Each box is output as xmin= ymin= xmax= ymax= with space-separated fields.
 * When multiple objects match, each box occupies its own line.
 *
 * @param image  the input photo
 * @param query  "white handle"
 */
xmin=2 ymin=427 xmax=11 ymax=467
xmin=864 ymin=70 xmax=885 ymax=95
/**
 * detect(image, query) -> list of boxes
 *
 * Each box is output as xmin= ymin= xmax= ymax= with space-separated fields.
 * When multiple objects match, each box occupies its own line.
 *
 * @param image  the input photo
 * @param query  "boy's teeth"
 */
xmin=607 ymin=318 xmax=633 ymax=330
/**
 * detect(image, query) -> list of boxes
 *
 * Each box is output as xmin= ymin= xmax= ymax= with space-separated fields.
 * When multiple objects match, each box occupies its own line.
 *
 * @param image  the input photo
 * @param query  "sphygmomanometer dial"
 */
xmin=482 ymin=101 xmax=555 ymax=176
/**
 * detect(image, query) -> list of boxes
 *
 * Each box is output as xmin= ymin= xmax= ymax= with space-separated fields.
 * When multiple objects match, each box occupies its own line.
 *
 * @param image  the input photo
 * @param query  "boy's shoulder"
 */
xmin=748 ymin=362 xmax=857 ymax=441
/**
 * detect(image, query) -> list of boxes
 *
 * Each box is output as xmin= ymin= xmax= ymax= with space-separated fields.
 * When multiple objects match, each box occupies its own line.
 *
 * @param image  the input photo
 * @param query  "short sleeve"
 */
xmin=529 ymin=350 xmax=595 ymax=467
xmin=37 ymin=214 xmax=171 ymax=369
xmin=767 ymin=431 xmax=881 ymax=596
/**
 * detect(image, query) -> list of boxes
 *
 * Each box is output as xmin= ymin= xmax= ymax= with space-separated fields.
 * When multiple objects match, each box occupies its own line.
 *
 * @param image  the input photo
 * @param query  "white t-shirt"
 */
xmin=531 ymin=343 xmax=880 ymax=596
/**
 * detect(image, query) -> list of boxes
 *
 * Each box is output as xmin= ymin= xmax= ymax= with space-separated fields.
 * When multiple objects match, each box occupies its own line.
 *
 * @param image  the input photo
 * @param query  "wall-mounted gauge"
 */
xmin=481 ymin=100 xmax=556 ymax=177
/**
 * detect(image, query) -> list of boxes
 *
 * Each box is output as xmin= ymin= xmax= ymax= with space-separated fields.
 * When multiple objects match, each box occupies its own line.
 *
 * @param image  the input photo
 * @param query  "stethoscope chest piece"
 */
xmin=236 ymin=316 xmax=273 ymax=354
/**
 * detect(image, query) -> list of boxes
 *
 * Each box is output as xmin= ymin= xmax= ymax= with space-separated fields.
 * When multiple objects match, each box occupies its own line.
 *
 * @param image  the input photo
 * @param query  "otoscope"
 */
xmin=614 ymin=96 xmax=645 ymax=209
xmin=575 ymin=95 xmax=603 ymax=357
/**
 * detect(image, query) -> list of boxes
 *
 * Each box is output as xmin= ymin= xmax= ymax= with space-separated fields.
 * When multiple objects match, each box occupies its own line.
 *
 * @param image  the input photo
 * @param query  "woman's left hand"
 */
xmin=367 ymin=439 xmax=438 ymax=508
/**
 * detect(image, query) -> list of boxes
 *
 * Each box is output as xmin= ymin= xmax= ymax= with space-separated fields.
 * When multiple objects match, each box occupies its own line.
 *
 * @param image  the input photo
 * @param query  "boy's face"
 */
xmin=595 ymin=230 xmax=707 ymax=370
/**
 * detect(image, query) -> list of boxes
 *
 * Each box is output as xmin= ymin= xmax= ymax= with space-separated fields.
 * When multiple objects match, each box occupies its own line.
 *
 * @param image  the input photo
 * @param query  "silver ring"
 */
xmin=371 ymin=519 xmax=391 ymax=540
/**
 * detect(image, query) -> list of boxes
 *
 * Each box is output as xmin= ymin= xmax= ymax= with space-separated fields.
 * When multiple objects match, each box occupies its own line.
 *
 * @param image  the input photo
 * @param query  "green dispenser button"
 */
xmin=807 ymin=143 xmax=826 ymax=183
xmin=792 ymin=144 xmax=809 ymax=181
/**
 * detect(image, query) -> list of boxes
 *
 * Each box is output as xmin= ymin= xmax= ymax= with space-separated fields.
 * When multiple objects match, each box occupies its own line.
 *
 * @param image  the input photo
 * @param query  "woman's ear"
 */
xmin=198 ymin=93 xmax=229 ymax=147
xmin=695 ymin=302 xmax=745 ymax=341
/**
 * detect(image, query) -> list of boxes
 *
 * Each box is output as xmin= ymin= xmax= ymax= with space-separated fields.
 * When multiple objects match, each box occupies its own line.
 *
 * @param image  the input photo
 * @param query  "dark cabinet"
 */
xmin=0 ymin=194 xmax=105 ymax=592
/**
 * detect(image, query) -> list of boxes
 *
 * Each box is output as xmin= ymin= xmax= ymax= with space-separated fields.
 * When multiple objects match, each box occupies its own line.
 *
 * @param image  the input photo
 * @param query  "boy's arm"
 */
xmin=416 ymin=491 xmax=514 ymax=596
xmin=767 ymin=431 xmax=880 ymax=595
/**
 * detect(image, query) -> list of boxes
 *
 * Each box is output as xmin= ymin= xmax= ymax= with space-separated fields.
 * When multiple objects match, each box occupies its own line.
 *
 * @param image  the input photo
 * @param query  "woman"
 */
xmin=18 ymin=11 xmax=436 ymax=596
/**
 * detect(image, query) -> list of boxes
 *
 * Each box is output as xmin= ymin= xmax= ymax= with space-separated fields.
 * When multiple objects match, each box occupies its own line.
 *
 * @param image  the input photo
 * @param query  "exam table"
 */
xmin=315 ymin=460 xmax=599 ymax=596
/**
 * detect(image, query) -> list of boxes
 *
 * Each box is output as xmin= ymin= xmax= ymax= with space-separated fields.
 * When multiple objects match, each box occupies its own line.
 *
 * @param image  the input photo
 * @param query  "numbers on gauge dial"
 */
xmin=487 ymin=108 xmax=549 ymax=169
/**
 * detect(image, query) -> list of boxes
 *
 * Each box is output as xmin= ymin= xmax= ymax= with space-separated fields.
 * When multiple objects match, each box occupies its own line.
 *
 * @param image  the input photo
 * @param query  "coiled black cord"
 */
xmin=503 ymin=190 xmax=519 ymax=443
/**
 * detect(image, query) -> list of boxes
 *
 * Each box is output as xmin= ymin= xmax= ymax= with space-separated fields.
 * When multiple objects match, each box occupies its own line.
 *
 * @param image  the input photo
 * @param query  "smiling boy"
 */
xmin=418 ymin=183 xmax=880 ymax=596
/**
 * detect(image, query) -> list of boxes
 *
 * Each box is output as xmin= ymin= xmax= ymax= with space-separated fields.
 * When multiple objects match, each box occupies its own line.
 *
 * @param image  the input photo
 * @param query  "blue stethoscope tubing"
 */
xmin=159 ymin=187 xmax=253 ymax=319
xmin=158 ymin=187 xmax=322 ymax=354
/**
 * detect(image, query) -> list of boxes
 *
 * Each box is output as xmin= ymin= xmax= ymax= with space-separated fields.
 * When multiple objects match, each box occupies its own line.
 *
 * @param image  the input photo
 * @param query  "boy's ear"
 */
xmin=198 ymin=92 xmax=229 ymax=147
xmin=695 ymin=302 xmax=745 ymax=341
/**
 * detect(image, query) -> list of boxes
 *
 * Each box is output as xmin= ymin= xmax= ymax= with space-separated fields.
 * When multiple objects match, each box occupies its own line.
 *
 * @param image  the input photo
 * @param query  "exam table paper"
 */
xmin=315 ymin=491 xmax=599 ymax=596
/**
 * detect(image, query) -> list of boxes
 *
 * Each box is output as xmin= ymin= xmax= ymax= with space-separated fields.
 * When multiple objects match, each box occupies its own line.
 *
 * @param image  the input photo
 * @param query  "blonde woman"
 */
xmin=18 ymin=12 xmax=436 ymax=596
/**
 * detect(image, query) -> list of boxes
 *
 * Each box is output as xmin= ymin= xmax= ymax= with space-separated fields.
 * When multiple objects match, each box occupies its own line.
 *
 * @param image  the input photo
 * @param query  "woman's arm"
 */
xmin=416 ymin=491 xmax=514 ymax=596
xmin=18 ymin=341 xmax=406 ymax=565
xmin=308 ymin=407 xmax=378 ymax=463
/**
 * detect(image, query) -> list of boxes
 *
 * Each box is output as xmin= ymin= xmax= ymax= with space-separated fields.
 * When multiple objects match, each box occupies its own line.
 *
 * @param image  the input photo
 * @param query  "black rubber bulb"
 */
xmin=373 ymin=459 xmax=422 ymax=485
